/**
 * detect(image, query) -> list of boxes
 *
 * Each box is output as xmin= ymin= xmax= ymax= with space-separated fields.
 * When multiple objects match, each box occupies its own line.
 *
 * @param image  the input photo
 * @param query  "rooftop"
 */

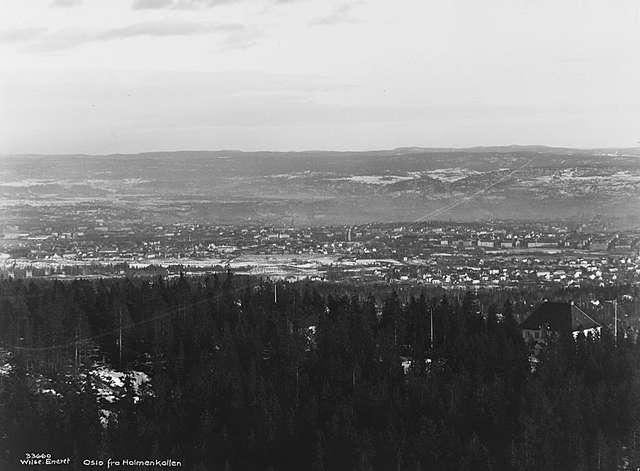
xmin=520 ymin=301 xmax=601 ymax=333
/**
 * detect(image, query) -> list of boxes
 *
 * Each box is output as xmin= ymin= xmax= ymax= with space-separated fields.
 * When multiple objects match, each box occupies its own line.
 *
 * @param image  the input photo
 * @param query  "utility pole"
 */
xmin=604 ymin=299 xmax=618 ymax=345
xmin=74 ymin=328 xmax=79 ymax=376
xmin=613 ymin=299 xmax=618 ymax=345
xmin=429 ymin=307 xmax=434 ymax=350
xmin=119 ymin=308 xmax=123 ymax=368
xmin=274 ymin=283 xmax=278 ymax=304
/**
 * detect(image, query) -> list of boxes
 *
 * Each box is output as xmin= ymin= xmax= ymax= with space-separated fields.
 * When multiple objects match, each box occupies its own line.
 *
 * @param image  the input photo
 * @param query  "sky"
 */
xmin=1 ymin=0 xmax=639 ymax=154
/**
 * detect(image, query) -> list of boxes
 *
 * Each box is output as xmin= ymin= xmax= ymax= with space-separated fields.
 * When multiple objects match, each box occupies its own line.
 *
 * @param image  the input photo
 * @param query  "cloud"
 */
xmin=96 ymin=20 xmax=243 ymax=41
xmin=131 ymin=0 xmax=301 ymax=9
xmin=310 ymin=3 xmax=362 ymax=26
xmin=0 ymin=21 xmax=250 ymax=52
xmin=50 ymin=0 xmax=83 ymax=6
xmin=215 ymin=28 xmax=264 ymax=51
xmin=131 ymin=0 xmax=174 ymax=8
xmin=132 ymin=0 xmax=239 ymax=9
xmin=0 ymin=27 xmax=47 ymax=43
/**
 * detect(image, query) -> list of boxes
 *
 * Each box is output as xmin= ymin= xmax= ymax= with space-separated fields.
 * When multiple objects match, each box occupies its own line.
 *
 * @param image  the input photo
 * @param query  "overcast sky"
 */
xmin=1 ymin=0 xmax=639 ymax=154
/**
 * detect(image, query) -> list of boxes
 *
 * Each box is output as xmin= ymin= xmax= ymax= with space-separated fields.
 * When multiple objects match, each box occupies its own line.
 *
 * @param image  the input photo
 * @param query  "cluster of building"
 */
xmin=1 ymin=221 xmax=638 ymax=288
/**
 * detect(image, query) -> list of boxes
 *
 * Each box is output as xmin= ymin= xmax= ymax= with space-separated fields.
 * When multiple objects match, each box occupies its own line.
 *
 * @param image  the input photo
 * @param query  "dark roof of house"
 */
xmin=520 ymin=301 xmax=600 ymax=333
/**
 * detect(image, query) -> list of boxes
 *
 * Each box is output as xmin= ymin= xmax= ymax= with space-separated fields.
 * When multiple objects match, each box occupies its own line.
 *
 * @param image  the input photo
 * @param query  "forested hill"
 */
xmin=1 ymin=275 xmax=640 ymax=470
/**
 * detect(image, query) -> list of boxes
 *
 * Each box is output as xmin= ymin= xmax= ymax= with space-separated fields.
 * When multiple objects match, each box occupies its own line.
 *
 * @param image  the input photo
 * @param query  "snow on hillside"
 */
xmin=332 ymin=174 xmax=420 ymax=185
xmin=531 ymin=169 xmax=640 ymax=185
xmin=426 ymin=168 xmax=482 ymax=182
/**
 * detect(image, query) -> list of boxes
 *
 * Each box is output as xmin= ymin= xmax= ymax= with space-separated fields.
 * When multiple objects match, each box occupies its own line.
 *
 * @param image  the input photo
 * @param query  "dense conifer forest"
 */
xmin=1 ymin=274 xmax=639 ymax=470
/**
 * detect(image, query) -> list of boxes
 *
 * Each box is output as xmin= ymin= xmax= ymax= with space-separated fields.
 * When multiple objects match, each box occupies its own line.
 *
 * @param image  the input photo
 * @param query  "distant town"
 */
xmin=2 ymin=220 xmax=638 ymax=289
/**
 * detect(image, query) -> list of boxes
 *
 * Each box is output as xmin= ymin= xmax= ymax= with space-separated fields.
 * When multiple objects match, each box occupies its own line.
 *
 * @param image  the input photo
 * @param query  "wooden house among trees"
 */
xmin=520 ymin=301 xmax=601 ymax=342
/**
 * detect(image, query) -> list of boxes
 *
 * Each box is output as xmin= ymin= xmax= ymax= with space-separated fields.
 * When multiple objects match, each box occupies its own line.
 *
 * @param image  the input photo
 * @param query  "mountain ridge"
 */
xmin=3 ymin=144 xmax=640 ymax=159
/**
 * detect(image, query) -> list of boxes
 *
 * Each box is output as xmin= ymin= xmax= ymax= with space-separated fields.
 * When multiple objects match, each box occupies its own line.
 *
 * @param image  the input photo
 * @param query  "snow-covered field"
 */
xmin=0 ymin=178 xmax=153 ymax=190
xmin=329 ymin=168 xmax=488 ymax=185
xmin=0 ymin=178 xmax=56 ymax=188
xmin=425 ymin=168 xmax=482 ymax=182
xmin=530 ymin=169 xmax=640 ymax=185
xmin=331 ymin=173 xmax=421 ymax=185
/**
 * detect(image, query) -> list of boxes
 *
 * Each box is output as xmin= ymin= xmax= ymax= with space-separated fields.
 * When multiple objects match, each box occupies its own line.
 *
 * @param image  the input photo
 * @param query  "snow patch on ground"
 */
xmin=531 ymin=169 xmax=640 ymax=185
xmin=331 ymin=172 xmax=423 ymax=185
xmin=266 ymin=171 xmax=319 ymax=179
xmin=0 ymin=178 xmax=153 ymax=190
xmin=0 ymin=362 xmax=12 ymax=376
xmin=99 ymin=409 xmax=115 ymax=428
xmin=39 ymin=388 xmax=62 ymax=397
xmin=91 ymin=367 xmax=151 ymax=404
xmin=400 ymin=357 xmax=433 ymax=374
xmin=426 ymin=168 xmax=483 ymax=182
xmin=0 ymin=349 xmax=12 ymax=376
xmin=0 ymin=179 xmax=55 ymax=187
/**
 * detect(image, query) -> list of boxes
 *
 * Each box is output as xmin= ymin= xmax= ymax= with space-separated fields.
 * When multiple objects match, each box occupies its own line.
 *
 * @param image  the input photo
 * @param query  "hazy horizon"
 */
xmin=4 ymin=143 xmax=640 ymax=158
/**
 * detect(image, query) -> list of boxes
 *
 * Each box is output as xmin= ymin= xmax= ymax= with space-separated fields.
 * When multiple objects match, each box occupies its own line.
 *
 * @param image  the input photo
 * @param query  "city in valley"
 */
xmin=1 ymin=147 xmax=638 ymax=291
xmin=1 ymin=219 xmax=639 ymax=290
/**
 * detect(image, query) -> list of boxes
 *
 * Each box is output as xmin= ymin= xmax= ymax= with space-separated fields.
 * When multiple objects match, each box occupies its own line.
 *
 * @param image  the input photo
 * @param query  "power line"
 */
xmin=0 ymin=282 xmax=250 ymax=353
xmin=414 ymin=157 xmax=535 ymax=223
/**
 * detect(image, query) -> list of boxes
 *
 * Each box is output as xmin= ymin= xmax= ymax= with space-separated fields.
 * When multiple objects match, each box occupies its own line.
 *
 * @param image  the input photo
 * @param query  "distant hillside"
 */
xmin=1 ymin=146 xmax=639 ymax=229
